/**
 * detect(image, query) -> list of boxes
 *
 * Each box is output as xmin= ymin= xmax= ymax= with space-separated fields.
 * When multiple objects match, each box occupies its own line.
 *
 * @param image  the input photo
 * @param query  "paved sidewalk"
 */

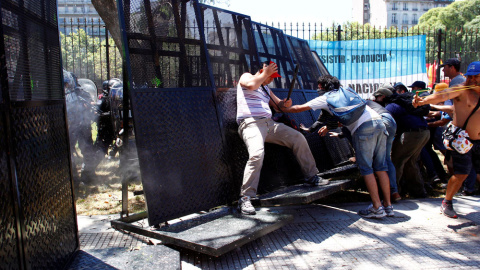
xmin=77 ymin=196 xmax=480 ymax=269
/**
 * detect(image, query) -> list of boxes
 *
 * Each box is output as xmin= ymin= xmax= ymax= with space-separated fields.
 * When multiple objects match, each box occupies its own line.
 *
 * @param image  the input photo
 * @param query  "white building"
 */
xmin=57 ymin=0 xmax=104 ymax=35
xmin=353 ymin=0 xmax=455 ymax=30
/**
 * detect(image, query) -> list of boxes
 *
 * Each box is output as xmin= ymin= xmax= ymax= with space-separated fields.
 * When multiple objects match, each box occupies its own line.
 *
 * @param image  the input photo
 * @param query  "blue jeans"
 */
xmin=352 ymin=119 xmax=388 ymax=175
xmin=381 ymin=113 xmax=398 ymax=194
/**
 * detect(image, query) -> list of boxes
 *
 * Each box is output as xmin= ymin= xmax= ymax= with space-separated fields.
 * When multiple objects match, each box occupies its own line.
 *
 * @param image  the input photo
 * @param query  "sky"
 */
xmin=211 ymin=0 xmax=354 ymax=26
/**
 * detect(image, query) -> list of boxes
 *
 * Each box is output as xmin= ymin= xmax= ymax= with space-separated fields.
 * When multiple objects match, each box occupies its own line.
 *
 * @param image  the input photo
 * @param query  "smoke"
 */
xmin=64 ymin=71 xmax=141 ymax=190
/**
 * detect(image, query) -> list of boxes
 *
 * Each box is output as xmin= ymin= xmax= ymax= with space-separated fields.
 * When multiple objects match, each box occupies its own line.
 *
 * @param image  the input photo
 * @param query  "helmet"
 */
xmin=102 ymin=80 xmax=110 ymax=95
xmin=102 ymin=80 xmax=109 ymax=91
xmin=108 ymin=78 xmax=122 ymax=89
xmin=63 ymin=69 xmax=75 ymax=92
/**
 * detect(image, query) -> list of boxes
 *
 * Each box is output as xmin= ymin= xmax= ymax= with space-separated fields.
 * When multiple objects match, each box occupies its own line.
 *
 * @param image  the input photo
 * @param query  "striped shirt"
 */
xmin=236 ymin=83 xmax=272 ymax=124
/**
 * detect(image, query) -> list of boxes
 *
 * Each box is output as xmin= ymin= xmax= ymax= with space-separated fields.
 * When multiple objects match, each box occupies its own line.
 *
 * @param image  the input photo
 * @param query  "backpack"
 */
xmin=324 ymin=87 xmax=367 ymax=126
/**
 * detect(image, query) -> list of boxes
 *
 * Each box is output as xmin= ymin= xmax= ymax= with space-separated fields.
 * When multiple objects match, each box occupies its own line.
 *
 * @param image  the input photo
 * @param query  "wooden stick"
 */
xmin=434 ymin=85 xmax=476 ymax=95
xmin=415 ymin=85 xmax=475 ymax=95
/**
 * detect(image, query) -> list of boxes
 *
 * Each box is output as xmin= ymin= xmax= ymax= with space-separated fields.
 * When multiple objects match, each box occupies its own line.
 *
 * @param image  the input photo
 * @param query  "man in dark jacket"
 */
xmin=386 ymin=86 xmax=430 ymax=198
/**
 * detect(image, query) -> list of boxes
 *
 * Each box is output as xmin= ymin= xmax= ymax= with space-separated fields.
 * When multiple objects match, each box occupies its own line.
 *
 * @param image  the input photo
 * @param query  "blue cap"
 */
xmin=408 ymin=81 xmax=426 ymax=89
xmin=465 ymin=61 xmax=480 ymax=76
xmin=393 ymin=82 xmax=408 ymax=93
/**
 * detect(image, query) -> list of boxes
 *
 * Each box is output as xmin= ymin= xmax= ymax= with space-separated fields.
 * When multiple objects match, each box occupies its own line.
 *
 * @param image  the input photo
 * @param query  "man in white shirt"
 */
xmin=284 ymin=75 xmax=392 ymax=218
xmin=236 ymin=61 xmax=328 ymax=215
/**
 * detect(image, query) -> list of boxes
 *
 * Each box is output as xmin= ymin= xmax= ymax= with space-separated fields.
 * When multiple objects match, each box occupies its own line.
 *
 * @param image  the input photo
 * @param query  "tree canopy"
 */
xmin=417 ymin=0 xmax=480 ymax=30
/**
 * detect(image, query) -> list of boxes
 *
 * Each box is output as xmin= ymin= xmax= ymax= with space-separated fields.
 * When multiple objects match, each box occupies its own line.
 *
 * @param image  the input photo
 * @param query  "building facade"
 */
xmin=353 ymin=0 xmax=455 ymax=30
xmin=57 ymin=0 xmax=104 ymax=35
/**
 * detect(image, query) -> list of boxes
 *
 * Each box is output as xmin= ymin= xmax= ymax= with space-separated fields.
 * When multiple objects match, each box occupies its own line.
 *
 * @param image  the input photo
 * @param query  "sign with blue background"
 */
xmin=309 ymin=35 xmax=428 ymax=98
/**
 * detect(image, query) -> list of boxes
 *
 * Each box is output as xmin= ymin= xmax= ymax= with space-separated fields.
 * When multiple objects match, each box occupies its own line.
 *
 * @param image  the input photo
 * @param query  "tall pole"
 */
xmin=336 ymin=25 xmax=343 ymax=80
xmin=105 ymin=26 xmax=111 ymax=80
xmin=436 ymin=29 xmax=442 ymax=83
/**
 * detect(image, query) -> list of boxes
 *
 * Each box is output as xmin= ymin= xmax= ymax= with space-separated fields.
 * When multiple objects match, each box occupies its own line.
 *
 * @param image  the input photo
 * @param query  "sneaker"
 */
xmin=384 ymin=205 xmax=394 ymax=217
xmin=391 ymin=192 xmax=402 ymax=202
xmin=358 ymin=204 xmax=386 ymax=219
xmin=440 ymin=201 xmax=457 ymax=218
xmin=238 ymin=196 xmax=256 ymax=215
xmin=304 ymin=175 xmax=329 ymax=186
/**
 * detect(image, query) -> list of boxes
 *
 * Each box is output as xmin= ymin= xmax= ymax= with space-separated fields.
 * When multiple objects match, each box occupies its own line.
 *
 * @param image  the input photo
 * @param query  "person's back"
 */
xmin=386 ymin=91 xmax=430 ymax=198
xmin=286 ymin=75 xmax=393 ymax=219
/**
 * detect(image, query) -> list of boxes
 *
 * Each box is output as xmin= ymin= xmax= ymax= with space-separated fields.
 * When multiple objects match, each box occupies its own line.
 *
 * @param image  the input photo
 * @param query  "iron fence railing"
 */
xmin=59 ymin=18 xmax=480 ymax=90
xmin=263 ymin=22 xmax=480 ymax=88
xmin=59 ymin=18 xmax=123 ymax=91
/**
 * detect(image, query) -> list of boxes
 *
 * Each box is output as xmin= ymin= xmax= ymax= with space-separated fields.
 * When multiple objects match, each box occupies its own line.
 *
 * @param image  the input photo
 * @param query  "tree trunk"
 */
xmin=91 ymin=0 xmax=228 ymax=54
xmin=91 ymin=0 xmax=123 ymax=52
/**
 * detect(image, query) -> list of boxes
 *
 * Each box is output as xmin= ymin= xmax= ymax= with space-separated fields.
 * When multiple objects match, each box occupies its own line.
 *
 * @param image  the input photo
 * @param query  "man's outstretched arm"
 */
xmin=283 ymin=103 xmax=312 ymax=113
xmin=413 ymin=85 xmax=466 ymax=107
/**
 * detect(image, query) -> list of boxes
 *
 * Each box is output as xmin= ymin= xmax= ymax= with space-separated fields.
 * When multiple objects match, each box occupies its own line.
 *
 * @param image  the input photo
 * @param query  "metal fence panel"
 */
xmin=251 ymin=22 xmax=300 ymax=89
xmin=131 ymin=88 xmax=231 ymax=225
xmin=198 ymin=3 xmax=259 ymax=89
xmin=12 ymin=105 xmax=77 ymax=269
xmin=0 ymin=0 xmax=78 ymax=269
xmin=118 ymin=0 xmax=355 ymax=226
xmin=284 ymin=36 xmax=321 ymax=90
xmin=0 ymin=113 xmax=20 ymax=269
xmin=118 ymin=0 xmax=232 ymax=225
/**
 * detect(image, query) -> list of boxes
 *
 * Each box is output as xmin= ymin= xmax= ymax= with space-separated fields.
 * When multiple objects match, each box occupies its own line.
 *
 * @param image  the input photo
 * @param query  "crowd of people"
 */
xmin=63 ymin=70 xmax=118 ymax=185
xmin=235 ymin=59 xmax=480 ymax=219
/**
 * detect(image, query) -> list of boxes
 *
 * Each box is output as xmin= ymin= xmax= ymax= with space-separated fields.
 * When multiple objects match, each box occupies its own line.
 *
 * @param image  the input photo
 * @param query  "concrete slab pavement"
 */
xmin=75 ymin=196 xmax=480 ymax=269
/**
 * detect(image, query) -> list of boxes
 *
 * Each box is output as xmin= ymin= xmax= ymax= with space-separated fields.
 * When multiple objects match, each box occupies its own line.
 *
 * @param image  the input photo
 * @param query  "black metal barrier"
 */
xmin=118 ymin=0 xmax=354 ymax=226
xmin=0 ymin=0 xmax=78 ymax=269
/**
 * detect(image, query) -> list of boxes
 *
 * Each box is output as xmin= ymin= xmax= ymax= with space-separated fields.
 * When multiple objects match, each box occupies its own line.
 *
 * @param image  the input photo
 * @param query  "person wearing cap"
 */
xmin=441 ymin=58 xmax=465 ymax=88
xmin=236 ymin=61 xmax=327 ymax=215
xmin=393 ymin=82 xmax=408 ymax=94
xmin=373 ymin=86 xmax=393 ymax=106
xmin=413 ymin=61 xmax=480 ymax=218
xmin=440 ymin=58 xmax=466 ymax=163
xmin=386 ymin=82 xmax=431 ymax=199
xmin=408 ymin=81 xmax=428 ymax=95
xmin=440 ymin=58 xmax=465 ymax=128
xmin=371 ymin=87 xmax=401 ymax=202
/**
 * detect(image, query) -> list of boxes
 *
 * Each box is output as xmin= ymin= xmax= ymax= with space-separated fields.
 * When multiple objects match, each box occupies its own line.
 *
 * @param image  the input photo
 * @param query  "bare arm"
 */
xmin=269 ymin=91 xmax=292 ymax=112
xmin=413 ymin=88 xmax=463 ymax=107
xmin=282 ymin=103 xmax=312 ymax=113
xmin=239 ymin=63 xmax=277 ymax=90
xmin=427 ymin=118 xmax=450 ymax=128
xmin=430 ymin=104 xmax=454 ymax=115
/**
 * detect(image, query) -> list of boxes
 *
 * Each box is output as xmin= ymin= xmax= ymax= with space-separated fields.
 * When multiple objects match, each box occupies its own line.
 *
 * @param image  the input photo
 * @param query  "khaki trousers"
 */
xmin=238 ymin=117 xmax=318 ymax=197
